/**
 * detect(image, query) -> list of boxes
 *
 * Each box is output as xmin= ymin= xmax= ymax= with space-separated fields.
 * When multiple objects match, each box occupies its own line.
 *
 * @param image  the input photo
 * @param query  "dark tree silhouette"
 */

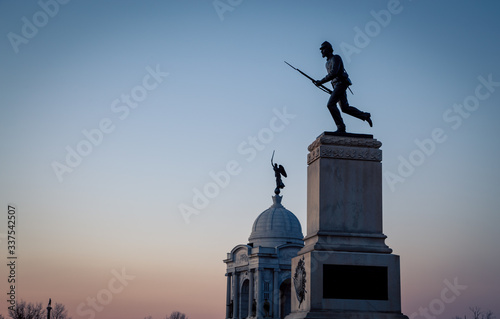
xmin=8 ymin=300 xmax=45 ymax=319
xmin=454 ymin=307 xmax=495 ymax=319
xmin=51 ymin=303 xmax=71 ymax=319
xmin=166 ymin=311 xmax=188 ymax=319
xmin=7 ymin=300 xmax=72 ymax=319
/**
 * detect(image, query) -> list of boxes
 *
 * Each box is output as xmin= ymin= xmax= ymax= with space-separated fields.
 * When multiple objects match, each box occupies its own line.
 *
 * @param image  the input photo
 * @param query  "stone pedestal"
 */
xmin=286 ymin=132 xmax=408 ymax=319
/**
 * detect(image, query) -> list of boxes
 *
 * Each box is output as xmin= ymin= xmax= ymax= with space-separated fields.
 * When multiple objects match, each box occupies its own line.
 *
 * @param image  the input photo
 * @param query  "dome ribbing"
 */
xmin=248 ymin=195 xmax=303 ymax=247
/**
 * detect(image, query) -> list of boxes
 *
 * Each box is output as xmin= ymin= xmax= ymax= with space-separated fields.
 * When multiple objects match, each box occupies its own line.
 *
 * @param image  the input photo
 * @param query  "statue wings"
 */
xmin=278 ymin=165 xmax=287 ymax=178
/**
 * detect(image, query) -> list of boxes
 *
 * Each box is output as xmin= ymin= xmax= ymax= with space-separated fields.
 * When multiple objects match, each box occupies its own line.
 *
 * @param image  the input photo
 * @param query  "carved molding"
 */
xmin=308 ymin=135 xmax=382 ymax=152
xmin=308 ymin=145 xmax=382 ymax=164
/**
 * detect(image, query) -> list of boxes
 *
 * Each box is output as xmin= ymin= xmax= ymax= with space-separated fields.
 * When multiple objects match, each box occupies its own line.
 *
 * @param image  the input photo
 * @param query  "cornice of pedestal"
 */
xmin=307 ymin=132 xmax=382 ymax=164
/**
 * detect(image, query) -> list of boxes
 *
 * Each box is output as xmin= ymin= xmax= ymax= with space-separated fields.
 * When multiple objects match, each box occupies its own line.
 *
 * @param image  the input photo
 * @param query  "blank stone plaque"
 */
xmin=323 ymin=264 xmax=388 ymax=300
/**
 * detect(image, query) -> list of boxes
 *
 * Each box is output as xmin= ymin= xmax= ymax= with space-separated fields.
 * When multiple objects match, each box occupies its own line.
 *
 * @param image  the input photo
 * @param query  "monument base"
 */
xmin=286 ymin=247 xmax=407 ymax=319
xmin=285 ymin=133 xmax=408 ymax=319
xmin=286 ymin=310 xmax=408 ymax=319
xmin=300 ymin=231 xmax=393 ymax=255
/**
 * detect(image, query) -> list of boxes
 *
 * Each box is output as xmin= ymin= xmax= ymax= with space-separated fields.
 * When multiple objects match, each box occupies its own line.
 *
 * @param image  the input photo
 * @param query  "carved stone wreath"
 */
xmin=293 ymin=256 xmax=307 ymax=308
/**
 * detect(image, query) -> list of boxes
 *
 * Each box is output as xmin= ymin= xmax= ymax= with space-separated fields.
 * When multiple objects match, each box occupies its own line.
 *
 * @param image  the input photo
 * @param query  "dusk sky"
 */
xmin=1 ymin=1 xmax=500 ymax=319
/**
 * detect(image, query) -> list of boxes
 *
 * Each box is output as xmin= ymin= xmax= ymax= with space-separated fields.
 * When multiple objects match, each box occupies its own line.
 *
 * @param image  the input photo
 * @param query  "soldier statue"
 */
xmin=313 ymin=41 xmax=372 ymax=133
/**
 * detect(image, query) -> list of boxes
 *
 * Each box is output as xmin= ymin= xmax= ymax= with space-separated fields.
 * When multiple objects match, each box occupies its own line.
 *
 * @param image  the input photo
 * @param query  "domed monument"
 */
xmin=248 ymin=196 xmax=303 ymax=248
xmin=224 ymin=156 xmax=304 ymax=319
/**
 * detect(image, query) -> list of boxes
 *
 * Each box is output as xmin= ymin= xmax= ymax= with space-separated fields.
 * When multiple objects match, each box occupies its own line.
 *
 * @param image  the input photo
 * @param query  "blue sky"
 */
xmin=1 ymin=1 xmax=500 ymax=319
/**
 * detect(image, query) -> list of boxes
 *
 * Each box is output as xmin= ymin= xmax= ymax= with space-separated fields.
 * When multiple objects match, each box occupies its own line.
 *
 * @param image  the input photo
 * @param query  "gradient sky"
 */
xmin=1 ymin=1 xmax=500 ymax=319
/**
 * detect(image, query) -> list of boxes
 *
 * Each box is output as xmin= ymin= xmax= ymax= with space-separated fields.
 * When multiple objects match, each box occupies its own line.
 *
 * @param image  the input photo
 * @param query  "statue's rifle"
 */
xmin=285 ymin=61 xmax=353 ymax=95
xmin=285 ymin=61 xmax=332 ymax=95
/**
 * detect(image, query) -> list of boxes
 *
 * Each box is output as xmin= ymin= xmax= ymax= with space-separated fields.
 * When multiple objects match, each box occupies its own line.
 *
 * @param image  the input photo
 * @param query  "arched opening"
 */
xmin=279 ymin=278 xmax=291 ymax=319
xmin=240 ymin=279 xmax=249 ymax=318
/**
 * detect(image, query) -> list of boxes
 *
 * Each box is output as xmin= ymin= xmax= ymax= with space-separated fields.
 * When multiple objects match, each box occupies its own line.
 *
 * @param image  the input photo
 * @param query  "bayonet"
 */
xmin=285 ymin=61 xmax=353 ymax=95
xmin=285 ymin=61 xmax=332 ymax=94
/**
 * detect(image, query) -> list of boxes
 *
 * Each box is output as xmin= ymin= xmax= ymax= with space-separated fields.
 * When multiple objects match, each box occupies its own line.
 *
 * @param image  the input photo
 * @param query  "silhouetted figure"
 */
xmin=313 ymin=41 xmax=372 ymax=132
xmin=271 ymin=151 xmax=287 ymax=195
xmin=263 ymin=300 xmax=271 ymax=317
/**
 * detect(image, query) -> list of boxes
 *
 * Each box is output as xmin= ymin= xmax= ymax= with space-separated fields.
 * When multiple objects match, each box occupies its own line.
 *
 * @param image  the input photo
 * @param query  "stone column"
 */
xmin=301 ymin=132 xmax=391 ymax=254
xmin=285 ymin=133 xmax=408 ymax=319
xmin=248 ymin=270 xmax=254 ymax=318
xmin=273 ymin=268 xmax=280 ymax=319
xmin=233 ymin=272 xmax=239 ymax=319
xmin=256 ymin=268 xmax=264 ymax=319
xmin=226 ymin=273 xmax=232 ymax=319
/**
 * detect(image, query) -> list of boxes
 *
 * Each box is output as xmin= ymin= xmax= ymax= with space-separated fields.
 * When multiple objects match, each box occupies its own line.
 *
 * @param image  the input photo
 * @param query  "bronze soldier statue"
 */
xmin=313 ymin=41 xmax=372 ymax=133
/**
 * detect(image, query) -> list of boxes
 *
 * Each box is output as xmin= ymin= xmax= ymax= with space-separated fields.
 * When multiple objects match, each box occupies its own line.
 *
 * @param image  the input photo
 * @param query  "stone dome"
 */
xmin=248 ymin=195 xmax=304 ymax=247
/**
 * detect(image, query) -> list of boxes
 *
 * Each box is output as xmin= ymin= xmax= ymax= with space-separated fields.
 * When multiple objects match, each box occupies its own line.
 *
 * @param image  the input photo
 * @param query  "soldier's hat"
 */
xmin=320 ymin=41 xmax=333 ymax=51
